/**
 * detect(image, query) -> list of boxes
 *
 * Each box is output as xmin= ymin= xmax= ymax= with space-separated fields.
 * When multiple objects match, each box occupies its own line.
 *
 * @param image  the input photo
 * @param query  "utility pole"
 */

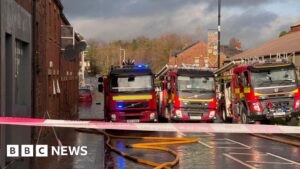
xmin=218 ymin=0 xmax=221 ymax=68
xmin=120 ymin=48 xmax=125 ymax=65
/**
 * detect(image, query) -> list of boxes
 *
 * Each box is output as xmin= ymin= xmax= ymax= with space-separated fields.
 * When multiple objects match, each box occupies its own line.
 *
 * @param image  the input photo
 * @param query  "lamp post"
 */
xmin=217 ymin=0 xmax=222 ymax=68
xmin=120 ymin=48 xmax=126 ymax=65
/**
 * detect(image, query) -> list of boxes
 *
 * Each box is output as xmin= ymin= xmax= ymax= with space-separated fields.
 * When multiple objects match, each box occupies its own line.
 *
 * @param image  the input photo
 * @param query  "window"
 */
xmin=235 ymin=73 xmax=241 ymax=86
xmin=15 ymin=40 xmax=29 ymax=105
xmin=242 ymin=71 xmax=249 ymax=86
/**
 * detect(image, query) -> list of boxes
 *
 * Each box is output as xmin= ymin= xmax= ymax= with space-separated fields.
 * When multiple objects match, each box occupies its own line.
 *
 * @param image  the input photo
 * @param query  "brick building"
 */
xmin=33 ymin=0 xmax=80 ymax=133
xmin=1 ymin=0 xmax=81 ymax=168
xmin=168 ymin=41 xmax=227 ymax=68
xmin=168 ymin=31 xmax=242 ymax=68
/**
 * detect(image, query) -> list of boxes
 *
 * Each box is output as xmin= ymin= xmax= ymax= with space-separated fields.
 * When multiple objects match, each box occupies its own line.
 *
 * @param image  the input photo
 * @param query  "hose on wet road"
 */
xmin=251 ymin=133 xmax=300 ymax=147
xmin=76 ymin=129 xmax=198 ymax=169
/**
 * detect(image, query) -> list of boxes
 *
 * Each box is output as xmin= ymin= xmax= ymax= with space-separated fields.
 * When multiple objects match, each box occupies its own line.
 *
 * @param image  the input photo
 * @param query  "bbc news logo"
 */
xmin=7 ymin=145 xmax=88 ymax=157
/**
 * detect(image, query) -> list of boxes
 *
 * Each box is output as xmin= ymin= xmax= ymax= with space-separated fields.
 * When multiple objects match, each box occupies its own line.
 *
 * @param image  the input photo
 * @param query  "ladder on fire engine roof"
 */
xmin=155 ymin=64 xmax=214 ymax=79
xmin=214 ymin=52 xmax=295 ymax=76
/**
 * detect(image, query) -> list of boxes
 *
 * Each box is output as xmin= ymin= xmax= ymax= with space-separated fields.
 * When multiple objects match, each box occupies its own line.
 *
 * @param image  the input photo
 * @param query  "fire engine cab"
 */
xmin=156 ymin=65 xmax=217 ymax=122
xmin=98 ymin=63 xmax=157 ymax=122
xmin=215 ymin=61 xmax=300 ymax=125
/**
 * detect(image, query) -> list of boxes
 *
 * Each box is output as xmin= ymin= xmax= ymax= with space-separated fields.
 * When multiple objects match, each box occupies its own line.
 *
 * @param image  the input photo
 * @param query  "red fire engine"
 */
xmin=156 ymin=65 xmax=217 ymax=122
xmin=98 ymin=64 xmax=157 ymax=122
xmin=215 ymin=61 xmax=300 ymax=125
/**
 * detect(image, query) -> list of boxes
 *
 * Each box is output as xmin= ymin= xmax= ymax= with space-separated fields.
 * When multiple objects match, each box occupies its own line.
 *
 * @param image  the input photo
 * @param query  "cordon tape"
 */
xmin=0 ymin=117 xmax=300 ymax=133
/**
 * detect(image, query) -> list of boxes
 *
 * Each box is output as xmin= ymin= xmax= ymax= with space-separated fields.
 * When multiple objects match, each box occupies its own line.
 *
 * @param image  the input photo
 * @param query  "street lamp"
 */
xmin=120 ymin=48 xmax=126 ymax=65
xmin=218 ymin=0 xmax=222 ymax=69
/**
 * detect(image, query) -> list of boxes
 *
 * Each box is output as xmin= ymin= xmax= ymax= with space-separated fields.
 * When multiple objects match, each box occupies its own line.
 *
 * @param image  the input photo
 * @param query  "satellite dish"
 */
xmin=63 ymin=40 xmax=87 ymax=61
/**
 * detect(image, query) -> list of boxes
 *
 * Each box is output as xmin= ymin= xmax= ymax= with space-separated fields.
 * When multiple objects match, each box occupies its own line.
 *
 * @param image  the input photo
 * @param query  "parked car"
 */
xmin=80 ymin=84 xmax=94 ymax=91
xmin=79 ymin=89 xmax=92 ymax=102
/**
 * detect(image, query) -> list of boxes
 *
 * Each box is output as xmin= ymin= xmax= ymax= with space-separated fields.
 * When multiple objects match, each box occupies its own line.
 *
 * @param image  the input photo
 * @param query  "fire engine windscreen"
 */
xmin=250 ymin=68 xmax=297 ymax=88
xmin=111 ymin=75 xmax=153 ymax=92
xmin=177 ymin=76 xmax=215 ymax=92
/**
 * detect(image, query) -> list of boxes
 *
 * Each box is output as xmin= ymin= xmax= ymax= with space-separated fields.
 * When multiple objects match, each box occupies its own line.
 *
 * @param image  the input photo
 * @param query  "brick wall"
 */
xmin=34 ymin=0 xmax=79 ymax=120
xmin=290 ymin=24 xmax=300 ymax=33
xmin=15 ymin=0 xmax=32 ymax=13
xmin=169 ymin=42 xmax=208 ymax=67
xmin=33 ymin=0 xmax=80 ymax=139
xmin=169 ymin=41 xmax=226 ymax=68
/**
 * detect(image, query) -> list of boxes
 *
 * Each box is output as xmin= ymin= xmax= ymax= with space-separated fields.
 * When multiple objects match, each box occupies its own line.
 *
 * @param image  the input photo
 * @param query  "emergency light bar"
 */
xmin=156 ymin=64 xmax=215 ymax=79
xmin=111 ymin=64 xmax=149 ymax=70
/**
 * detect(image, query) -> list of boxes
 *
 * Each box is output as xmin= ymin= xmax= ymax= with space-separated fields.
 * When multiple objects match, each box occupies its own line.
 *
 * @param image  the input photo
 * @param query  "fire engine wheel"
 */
xmin=158 ymin=107 xmax=170 ymax=123
xmin=240 ymin=105 xmax=250 ymax=124
xmin=287 ymin=117 xmax=299 ymax=126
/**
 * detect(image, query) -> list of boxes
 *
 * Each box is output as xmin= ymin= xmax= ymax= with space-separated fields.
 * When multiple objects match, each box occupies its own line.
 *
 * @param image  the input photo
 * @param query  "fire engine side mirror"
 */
xmin=166 ymin=76 xmax=171 ymax=82
xmin=98 ymin=84 xmax=104 ymax=93
xmin=98 ymin=77 xmax=104 ymax=93
xmin=167 ymin=82 xmax=171 ymax=90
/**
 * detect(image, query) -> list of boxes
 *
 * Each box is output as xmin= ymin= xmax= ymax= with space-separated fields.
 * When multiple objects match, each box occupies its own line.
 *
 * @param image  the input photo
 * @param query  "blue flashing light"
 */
xmin=136 ymin=64 xmax=149 ymax=69
xmin=117 ymin=104 xmax=123 ymax=108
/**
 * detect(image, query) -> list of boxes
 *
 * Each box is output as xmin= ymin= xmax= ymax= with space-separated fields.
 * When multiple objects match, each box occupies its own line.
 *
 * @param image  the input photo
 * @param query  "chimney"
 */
xmin=290 ymin=23 xmax=300 ymax=33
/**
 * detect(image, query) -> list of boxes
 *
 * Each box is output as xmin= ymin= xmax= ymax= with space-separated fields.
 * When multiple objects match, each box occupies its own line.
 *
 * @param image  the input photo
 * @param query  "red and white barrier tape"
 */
xmin=0 ymin=117 xmax=299 ymax=134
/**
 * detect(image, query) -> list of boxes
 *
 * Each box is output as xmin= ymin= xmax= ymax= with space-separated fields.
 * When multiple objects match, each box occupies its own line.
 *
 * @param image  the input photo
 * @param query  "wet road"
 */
xmin=106 ymin=131 xmax=300 ymax=169
xmin=31 ymin=89 xmax=300 ymax=169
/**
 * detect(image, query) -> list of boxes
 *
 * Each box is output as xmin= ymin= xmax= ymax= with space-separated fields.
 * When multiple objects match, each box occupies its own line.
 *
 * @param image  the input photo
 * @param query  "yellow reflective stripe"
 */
xmin=244 ymin=87 xmax=250 ymax=94
xmin=254 ymin=92 xmax=263 ymax=96
xmin=255 ymin=91 xmax=296 ymax=97
xmin=113 ymin=95 xmax=152 ymax=101
xmin=293 ymin=89 xmax=299 ymax=94
xmin=253 ymin=64 xmax=291 ymax=69
xmin=240 ymin=93 xmax=245 ymax=98
xmin=179 ymin=98 xmax=213 ymax=102
xmin=235 ymin=88 xmax=240 ymax=94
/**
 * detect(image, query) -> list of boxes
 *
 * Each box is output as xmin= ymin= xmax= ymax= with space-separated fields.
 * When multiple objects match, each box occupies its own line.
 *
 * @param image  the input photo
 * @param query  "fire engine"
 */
xmin=98 ymin=63 xmax=157 ymax=122
xmin=215 ymin=60 xmax=300 ymax=125
xmin=156 ymin=64 xmax=217 ymax=122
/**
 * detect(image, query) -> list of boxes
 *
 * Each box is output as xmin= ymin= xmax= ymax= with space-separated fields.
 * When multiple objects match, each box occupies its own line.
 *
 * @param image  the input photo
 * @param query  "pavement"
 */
xmin=31 ymin=91 xmax=105 ymax=169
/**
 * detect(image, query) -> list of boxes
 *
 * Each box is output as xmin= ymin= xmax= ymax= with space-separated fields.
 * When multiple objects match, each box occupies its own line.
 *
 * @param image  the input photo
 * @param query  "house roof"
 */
xmin=220 ymin=45 xmax=242 ymax=58
xmin=172 ymin=41 xmax=201 ymax=56
xmin=229 ymin=30 xmax=300 ymax=61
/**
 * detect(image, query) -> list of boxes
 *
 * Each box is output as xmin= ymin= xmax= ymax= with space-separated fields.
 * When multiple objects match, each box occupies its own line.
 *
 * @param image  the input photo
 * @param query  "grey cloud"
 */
xmin=222 ymin=9 xmax=278 ymax=48
xmin=62 ymin=0 xmax=299 ymax=49
xmin=61 ymin=0 xmax=201 ymax=19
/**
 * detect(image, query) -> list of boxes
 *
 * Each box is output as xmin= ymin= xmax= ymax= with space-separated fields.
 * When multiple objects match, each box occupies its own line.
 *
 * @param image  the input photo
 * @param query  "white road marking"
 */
xmin=225 ymin=138 xmax=252 ymax=149
xmin=246 ymin=161 xmax=293 ymax=165
xmin=198 ymin=138 xmax=251 ymax=149
xmin=223 ymin=153 xmax=257 ymax=169
xmin=216 ymin=147 xmax=251 ymax=149
xmin=198 ymin=141 xmax=213 ymax=148
xmin=229 ymin=152 xmax=266 ymax=156
xmin=177 ymin=131 xmax=186 ymax=137
xmin=212 ymin=142 xmax=236 ymax=145
xmin=267 ymin=153 xmax=300 ymax=166
xmin=227 ymin=152 xmax=299 ymax=167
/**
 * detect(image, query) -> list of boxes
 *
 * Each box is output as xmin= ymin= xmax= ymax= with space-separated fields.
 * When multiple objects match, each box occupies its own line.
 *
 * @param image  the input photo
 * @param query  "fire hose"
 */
xmin=76 ymin=129 xmax=198 ymax=169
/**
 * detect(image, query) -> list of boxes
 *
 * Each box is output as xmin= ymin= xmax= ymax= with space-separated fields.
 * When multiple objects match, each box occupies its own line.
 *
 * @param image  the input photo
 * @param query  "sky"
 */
xmin=60 ymin=0 xmax=300 ymax=49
